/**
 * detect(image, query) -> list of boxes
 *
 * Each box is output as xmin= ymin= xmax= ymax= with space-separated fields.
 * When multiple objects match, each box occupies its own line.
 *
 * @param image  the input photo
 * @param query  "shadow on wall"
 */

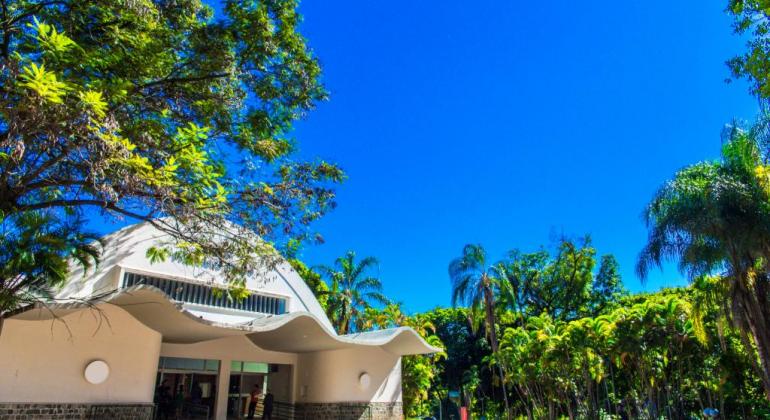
xmin=59 ymin=223 xmax=146 ymax=298
xmin=376 ymin=360 xmax=401 ymax=404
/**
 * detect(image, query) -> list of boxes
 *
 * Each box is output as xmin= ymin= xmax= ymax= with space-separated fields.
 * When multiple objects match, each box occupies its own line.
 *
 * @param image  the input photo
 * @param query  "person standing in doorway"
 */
xmin=154 ymin=380 xmax=171 ymax=420
xmin=261 ymin=388 xmax=274 ymax=420
xmin=248 ymin=385 xmax=260 ymax=419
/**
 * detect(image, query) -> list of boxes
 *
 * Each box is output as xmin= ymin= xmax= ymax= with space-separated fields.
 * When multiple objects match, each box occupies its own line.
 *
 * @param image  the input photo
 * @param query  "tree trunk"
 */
xmin=514 ymin=384 xmax=533 ymax=420
xmin=736 ymin=281 xmax=770 ymax=400
xmin=483 ymin=282 xmax=510 ymax=419
xmin=584 ymin=370 xmax=596 ymax=419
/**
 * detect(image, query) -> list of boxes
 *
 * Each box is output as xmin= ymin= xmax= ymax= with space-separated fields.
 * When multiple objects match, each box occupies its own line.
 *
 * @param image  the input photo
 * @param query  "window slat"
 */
xmin=120 ymin=272 xmax=286 ymax=315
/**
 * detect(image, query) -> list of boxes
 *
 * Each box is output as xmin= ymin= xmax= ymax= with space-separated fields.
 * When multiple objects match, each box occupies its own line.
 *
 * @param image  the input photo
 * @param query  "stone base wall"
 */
xmin=294 ymin=402 xmax=403 ymax=420
xmin=0 ymin=403 xmax=153 ymax=420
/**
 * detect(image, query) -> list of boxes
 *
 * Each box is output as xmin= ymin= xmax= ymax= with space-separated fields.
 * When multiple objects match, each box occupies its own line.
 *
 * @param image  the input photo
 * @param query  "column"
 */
xmin=215 ymin=359 xmax=231 ymax=420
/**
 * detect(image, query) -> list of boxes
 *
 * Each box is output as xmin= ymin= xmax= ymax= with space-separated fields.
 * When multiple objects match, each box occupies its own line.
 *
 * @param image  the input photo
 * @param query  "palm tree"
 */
xmin=317 ymin=251 xmax=389 ymax=334
xmin=449 ymin=244 xmax=511 ymax=418
xmin=637 ymin=121 xmax=770 ymax=400
xmin=0 ymin=211 xmax=100 ymax=337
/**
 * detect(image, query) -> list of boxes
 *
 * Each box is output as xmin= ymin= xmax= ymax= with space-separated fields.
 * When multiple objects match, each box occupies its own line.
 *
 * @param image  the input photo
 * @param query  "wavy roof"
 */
xmin=11 ymin=285 xmax=441 ymax=356
xmin=56 ymin=220 xmax=335 ymax=331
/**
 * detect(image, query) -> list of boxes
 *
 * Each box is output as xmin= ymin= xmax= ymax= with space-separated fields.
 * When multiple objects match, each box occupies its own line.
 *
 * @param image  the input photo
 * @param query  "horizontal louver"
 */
xmin=122 ymin=272 xmax=287 ymax=315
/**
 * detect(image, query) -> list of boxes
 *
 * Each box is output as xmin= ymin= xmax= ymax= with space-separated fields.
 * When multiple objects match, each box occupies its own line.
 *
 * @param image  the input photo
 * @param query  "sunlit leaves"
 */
xmin=29 ymin=18 xmax=76 ymax=55
xmin=1 ymin=0 xmax=341 ymax=299
xmin=146 ymin=246 xmax=170 ymax=264
xmin=19 ymin=63 xmax=70 ymax=103
xmin=78 ymin=90 xmax=107 ymax=118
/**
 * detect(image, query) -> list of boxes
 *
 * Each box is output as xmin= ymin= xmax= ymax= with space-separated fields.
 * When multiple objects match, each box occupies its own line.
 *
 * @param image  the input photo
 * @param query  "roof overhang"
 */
xmin=10 ymin=285 xmax=442 ymax=356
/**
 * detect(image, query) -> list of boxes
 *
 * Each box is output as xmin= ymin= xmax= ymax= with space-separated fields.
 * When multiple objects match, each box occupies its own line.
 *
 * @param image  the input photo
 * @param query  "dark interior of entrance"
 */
xmin=154 ymin=357 xmax=219 ymax=419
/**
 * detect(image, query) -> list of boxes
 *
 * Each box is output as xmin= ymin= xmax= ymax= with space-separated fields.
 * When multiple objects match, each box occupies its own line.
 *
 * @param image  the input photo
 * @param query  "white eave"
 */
xmin=10 ymin=285 xmax=442 ymax=356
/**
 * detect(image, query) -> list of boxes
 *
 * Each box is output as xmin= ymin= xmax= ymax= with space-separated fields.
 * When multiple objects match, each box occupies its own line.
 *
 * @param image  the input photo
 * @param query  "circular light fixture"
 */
xmin=84 ymin=360 xmax=110 ymax=384
xmin=358 ymin=372 xmax=371 ymax=390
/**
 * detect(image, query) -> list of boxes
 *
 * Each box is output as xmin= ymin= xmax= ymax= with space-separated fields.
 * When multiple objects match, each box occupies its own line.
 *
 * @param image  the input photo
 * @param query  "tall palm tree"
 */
xmin=317 ymin=251 xmax=389 ymax=334
xmin=449 ymin=244 xmax=511 ymax=418
xmin=637 ymin=121 xmax=770 ymax=400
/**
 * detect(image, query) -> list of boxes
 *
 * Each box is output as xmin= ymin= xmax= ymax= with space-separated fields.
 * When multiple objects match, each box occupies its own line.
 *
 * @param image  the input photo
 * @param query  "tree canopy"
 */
xmin=0 ymin=0 xmax=344 ymax=317
xmin=316 ymin=251 xmax=389 ymax=334
xmin=638 ymin=118 xmax=770 ymax=400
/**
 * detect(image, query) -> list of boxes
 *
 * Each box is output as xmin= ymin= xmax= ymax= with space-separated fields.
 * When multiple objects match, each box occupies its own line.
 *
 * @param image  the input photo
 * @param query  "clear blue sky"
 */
xmin=91 ymin=1 xmax=760 ymax=314
xmin=285 ymin=0 xmax=759 ymax=313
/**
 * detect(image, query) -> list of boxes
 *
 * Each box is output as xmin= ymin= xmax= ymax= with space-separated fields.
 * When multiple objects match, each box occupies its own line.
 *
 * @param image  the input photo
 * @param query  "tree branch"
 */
xmin=14 ymin=199 xmax=154 ymax=221
xmin=136 ymin=72 xmax=231 ymax=90
xmin=6 ymin=1 xmax=70 ymax=27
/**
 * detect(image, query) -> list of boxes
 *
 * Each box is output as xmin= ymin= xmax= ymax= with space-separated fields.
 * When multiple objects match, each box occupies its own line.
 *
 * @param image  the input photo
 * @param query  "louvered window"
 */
xmin=122 ymin=272 xmax=287 ymax=315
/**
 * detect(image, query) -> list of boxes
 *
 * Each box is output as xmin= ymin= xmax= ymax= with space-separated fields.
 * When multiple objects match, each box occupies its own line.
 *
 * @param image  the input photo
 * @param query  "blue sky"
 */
xmin=285 ymin=1 xmax=759 ymax=313
xmin=90 ymin=1 xmax=760 ymax=314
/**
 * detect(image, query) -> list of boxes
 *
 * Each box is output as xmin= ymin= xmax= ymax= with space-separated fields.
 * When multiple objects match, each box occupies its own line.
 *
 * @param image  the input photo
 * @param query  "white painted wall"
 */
xmin=160 ymin=336 xmax=298 ymax=366
xmin=0 ymin=304 xmax=162 ymax=403
xmin=269 ymin=364 xmax=293 ymax=403
xmin=295 ymin=347 xmax=402 ymax=404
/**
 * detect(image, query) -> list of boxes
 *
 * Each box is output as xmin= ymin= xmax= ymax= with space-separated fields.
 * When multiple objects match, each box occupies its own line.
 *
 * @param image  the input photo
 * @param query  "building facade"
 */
xmin=0 ymin=222 xmax=439 ymax=419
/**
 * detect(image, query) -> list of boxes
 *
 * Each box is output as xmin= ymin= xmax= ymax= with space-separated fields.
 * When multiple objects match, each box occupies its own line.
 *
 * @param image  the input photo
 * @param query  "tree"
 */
xmin=360 ymin=302 xmax=406 ymax=331
xmin=727 ymin=1 xmax=770 ymax=100
xmin=590 ymin=255 xmax=625 ymax=316
xmin=0 ymin=211 xmax=99 ymax=336
xmin=0 ymin=0 xmax=343 ymax=318
xmin=317 ymin=251 xmax=388 ymax=334
xmin=401 ymin=313 xmax=446 ymax=418
xmin=637 ymin=122 xmax=770 ymax=400
xmin=449 ymin=244 xmax=511 ymax=417
xmin=426 ymin=307 xmax=493 ymax=417
xmin=501 ymin=237 xmax=626 ymax=322
xmin=288 ymin=258 xmax=329 ymax=311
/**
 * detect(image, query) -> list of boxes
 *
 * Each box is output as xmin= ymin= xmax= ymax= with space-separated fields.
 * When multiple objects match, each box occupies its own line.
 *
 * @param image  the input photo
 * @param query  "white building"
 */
xmin=0 ymin=222 xmax=439 ymax=419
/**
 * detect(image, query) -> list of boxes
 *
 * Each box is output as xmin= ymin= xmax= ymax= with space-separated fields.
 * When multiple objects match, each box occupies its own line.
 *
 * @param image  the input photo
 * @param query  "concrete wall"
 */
xmin=160 ymin=336 xmax=297 ymax=366
xmin=0 ymin=304 xmax=162 ymax=404
xmin=270 ymin=364 xmax=293 ymax=403
xmin=295 ymin=347 xmax=402 ymax=404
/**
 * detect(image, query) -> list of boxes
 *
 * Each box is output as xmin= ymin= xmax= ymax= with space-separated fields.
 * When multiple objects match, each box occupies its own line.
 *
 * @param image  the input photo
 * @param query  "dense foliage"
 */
xmin=305 ymin=237 xmax=770 ymax=418
xmin=638 ymin=118 xmax=770 ymax=401
xmin=0 ymin=0 xmax=342 ymax=324
xmin=416 ymin=286 xmax=770 ymax=419
xmin=5 ymin=0 xmax=770 ymax=418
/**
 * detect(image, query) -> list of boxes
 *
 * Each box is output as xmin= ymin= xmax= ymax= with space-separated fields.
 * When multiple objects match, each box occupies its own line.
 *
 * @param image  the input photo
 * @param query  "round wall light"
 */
xmin=84 ymin=360 xmax=110 ymax=384
xmin=358 ymin=372 xmax=371 ymax=390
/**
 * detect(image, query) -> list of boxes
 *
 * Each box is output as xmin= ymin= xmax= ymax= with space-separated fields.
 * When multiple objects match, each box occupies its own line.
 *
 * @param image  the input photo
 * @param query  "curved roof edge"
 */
xmin=57 ymin=220 xmax=336 ymax=332
xmin=10 ymin=285 xmax=442 ymax=356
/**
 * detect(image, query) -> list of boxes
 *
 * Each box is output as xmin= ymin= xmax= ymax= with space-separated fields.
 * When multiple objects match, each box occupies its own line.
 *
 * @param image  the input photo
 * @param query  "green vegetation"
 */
xmin=304 ymin=238 xmax=769 ymax=418
xmin=301 ymin=124 xmax=770 ymax=417
xmin=298 ymin=2 xmax=770 ymax=418
xmin=4 ymin=0 xmax=770 ymax=418
xmin=0 ymin=0 xmax=342 ymax=326
xmin=315 ymin=251 xmax=389 ymax=335
xmin=638 ymin=118 xmax=770 ymax=402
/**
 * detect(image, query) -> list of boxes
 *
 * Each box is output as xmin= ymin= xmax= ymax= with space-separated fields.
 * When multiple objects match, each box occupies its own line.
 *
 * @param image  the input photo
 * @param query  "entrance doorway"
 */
xmin=155 ymin=357 xmax=220 ymax=419
xmin=227 ymin=361 xmax=269 ymax=419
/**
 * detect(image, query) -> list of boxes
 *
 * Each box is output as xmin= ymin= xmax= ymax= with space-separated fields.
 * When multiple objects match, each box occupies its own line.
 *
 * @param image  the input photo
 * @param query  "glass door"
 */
xmin=154 ymin=357 xmax=220 ymax=419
